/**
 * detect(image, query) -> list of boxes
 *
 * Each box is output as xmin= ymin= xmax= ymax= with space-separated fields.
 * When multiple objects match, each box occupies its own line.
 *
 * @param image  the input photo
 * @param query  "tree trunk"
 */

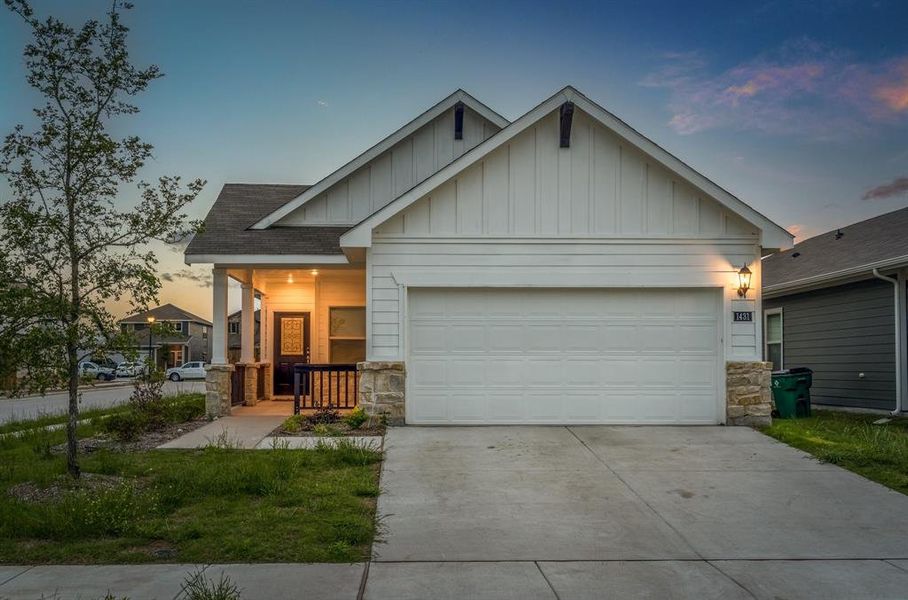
xmin=66 ymin=340 xmax=80 ymax=479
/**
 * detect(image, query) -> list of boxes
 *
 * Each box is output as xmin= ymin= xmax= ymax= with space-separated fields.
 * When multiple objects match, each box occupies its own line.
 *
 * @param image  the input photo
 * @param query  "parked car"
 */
xmin=79 ymin=361 xmax=115 ymax=381
xmin=115 ymin=361 xmax=147 ymax=378
xmin=165 ymin=361 xmax=207 ymax=381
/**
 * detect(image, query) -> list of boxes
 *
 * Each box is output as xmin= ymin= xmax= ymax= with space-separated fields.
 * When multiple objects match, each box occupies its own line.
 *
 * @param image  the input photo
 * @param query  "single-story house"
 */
xmin=186 ymin=86 xmax=792 ymax=424
xmin=227 ymin=308 xmax=261 ymax=363
xmin=762 ymin=207 xmax=908 ymax=414
xmin=119 ymin=304 xmax=213 ymax=370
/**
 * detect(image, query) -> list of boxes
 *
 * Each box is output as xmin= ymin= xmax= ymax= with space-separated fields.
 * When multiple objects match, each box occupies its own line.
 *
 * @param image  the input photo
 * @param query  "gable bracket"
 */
xmin=559 ymin=101 xmax=574 ymax=148
xmin=454 ymin=102 xmax=464 ymax=140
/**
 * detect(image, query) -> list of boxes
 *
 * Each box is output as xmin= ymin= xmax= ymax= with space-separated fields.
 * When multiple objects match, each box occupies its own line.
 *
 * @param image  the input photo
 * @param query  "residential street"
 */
xmin=0 ymin=380 xmax=205 ymax=425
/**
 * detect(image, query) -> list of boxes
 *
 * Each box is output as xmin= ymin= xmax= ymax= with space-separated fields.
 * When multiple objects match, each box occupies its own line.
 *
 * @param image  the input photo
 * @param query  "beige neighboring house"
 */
xmin=119 ymin=304 xmax=213 ymax=370
xmin=186 ymin=86 xmax=792 ymax=423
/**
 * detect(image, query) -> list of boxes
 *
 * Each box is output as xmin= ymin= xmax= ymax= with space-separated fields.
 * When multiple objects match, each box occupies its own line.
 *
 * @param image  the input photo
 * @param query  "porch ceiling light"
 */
xmin=311 ymin=269 xmax=319 ymax=277
xmin=737 ymin=265 xmax=752 ymax=298
xmin=287 ymin=274 xmax=294 ymax=284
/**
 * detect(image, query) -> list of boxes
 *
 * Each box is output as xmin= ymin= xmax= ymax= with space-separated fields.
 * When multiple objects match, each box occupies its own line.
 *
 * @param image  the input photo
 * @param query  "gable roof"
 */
xmin=249 ymin=89 xmax=509 ymax=230
xmin=185 ymin=184 xmax=350 ymax=262
xmin=340 ymin=86 xmax=793 ymax=250
xmin=763 ymin=205 xmax=908 ymax=295
xmin=120 ymin=303 xmax=212 ymax=326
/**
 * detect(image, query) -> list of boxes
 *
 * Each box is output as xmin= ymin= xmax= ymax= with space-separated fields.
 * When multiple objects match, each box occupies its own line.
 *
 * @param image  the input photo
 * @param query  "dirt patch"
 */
xmin=8 ymin=472 xmax=135 ymax=504
xmin=50 ymin=418 xmax=210 ymax=453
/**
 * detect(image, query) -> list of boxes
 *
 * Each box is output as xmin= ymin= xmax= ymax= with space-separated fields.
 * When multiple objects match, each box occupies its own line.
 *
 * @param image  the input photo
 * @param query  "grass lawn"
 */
xmin=761 ymin=409 xmax=908 ymax=494
xmin=0 ymin=394 xmax=382 ymax=564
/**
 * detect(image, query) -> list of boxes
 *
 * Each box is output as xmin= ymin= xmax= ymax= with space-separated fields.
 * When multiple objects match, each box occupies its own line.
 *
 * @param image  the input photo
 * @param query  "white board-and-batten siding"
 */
xmin=276 ymin=106 xmax=500 ymax=226
xmin=365 ymin=107 xmax=763 ymax=363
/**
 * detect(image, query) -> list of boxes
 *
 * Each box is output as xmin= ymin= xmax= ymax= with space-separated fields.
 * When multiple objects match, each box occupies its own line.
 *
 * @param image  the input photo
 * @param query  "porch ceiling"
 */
xmin=225 ymin=267 xmax=365 ymax=295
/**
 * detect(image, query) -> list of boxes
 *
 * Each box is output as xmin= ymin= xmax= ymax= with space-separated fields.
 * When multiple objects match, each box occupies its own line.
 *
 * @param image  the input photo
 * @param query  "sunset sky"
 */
xmin=2 ymin=0 xmax=908 ymax=320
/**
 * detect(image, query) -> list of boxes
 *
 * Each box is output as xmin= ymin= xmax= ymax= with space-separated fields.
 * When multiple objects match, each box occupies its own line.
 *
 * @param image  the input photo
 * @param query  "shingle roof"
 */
xmin=120 ymin=303 xmax=212 ymax=326
xmin=185 ymin=184 xmax=349 ymax=257
xmin=763 ymin=205 xmax=908 ymax=289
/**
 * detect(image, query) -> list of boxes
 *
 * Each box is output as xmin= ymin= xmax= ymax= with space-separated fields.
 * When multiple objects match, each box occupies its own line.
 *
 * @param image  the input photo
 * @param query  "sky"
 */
xmin=2 ymin=0 xmax=908 ymax=319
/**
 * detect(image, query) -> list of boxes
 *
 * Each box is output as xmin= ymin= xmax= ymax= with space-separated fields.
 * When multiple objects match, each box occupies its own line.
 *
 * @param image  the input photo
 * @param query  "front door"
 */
xmin=273 ymin=312 xmax=311 ymax=396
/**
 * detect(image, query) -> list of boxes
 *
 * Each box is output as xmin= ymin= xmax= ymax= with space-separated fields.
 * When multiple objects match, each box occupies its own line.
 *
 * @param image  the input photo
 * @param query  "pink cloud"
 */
xmin=643 ymin=43 xmax=908 ymax=137
xmin=862 ymin=176 xmax=908 ymax=201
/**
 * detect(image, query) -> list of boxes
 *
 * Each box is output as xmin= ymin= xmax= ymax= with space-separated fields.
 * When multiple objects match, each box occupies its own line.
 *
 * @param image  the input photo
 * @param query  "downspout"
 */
xmin=872 ymin=269 xmax=905 ymax=415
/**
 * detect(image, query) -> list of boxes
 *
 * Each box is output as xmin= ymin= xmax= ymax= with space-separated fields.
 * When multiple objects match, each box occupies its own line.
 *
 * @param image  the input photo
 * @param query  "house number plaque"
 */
xmin=733 ymin=311 xmax=754 ymax=322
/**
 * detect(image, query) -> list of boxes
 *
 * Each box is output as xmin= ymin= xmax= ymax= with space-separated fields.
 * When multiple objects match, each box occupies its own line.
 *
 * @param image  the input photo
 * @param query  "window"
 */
xmin=173 ymin=321 xmax=183 ymax=332
xmin=329 ymin=307 xmax=366 ymax=363
xmin=133 ymin=322 xmax=146 ymax=331
xmin=228 ymin=321 xmax=239 ymax=334
xmin=764 ymin=308 xmax=783 ymax=371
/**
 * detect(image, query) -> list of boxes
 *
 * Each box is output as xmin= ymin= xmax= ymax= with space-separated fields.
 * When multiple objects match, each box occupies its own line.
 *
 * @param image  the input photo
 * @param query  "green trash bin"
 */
xmin=771 ymin=368 xmax=813 ymax=418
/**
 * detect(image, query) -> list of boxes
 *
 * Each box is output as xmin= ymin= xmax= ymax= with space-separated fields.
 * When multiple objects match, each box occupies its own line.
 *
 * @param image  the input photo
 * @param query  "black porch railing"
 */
xmin=293 ymin=364 xmax=358 ymax=414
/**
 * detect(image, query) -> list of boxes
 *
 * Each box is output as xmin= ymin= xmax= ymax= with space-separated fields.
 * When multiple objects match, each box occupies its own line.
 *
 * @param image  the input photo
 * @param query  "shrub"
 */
xmin=281 ymin=415 xmax=307 ymax=433
xmin=342 ymin=407 xmax=368 ymax=430
xmin=307 ymin=406 xmax=340 ymax=425
xmin=102 ymin=393 xmax=204 ymax=441
xmin=312 ymin=423 xmax=341 ymax=437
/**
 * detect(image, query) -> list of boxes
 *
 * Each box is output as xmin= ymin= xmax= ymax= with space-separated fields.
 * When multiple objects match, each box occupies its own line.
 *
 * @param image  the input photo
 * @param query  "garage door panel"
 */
xmin=407 ymin=288 xmax=720 ymax=424
xmin=449 ymin=325 xmax=487 ymax=352
xmin=409 ymin=359 xmax=447 ymax=386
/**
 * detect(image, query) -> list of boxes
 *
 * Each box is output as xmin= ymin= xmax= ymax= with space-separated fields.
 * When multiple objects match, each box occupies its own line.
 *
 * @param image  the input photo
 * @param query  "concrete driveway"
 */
xmin=370 ymin=426 xmax=908 ymax=599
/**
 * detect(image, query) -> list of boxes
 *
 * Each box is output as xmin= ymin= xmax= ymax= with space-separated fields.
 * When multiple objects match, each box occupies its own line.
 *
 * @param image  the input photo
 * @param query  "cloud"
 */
xmin=643 ymin=42 xmax=908 ymax=137
xmin=786 ymin=224 xmax=804 ymax=239
xmin=161 ymin=268 xmax=212 ymax=288
xmin=862 ymin=176 xmax=908 ymax=201
xmin=316 ymin=99 xmax=329 ymax=107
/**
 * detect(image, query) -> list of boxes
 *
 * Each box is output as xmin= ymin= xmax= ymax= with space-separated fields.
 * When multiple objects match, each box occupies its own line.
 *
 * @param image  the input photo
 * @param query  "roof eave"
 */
xmin=764 ymin=254 xmax=908 ymax=298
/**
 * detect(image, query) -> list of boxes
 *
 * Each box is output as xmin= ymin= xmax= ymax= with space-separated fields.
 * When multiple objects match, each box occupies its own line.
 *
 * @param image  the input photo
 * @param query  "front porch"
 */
xmin=205 ymin=265 xmax=367 ymax=416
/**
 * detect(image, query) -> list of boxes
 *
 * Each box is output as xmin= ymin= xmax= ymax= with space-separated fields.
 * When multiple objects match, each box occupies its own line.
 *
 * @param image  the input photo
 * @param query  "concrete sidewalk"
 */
xmin=2 ymin=560 xmax=908 ymax=599
xmin=156 ymin=415 xmax=285 ymax=449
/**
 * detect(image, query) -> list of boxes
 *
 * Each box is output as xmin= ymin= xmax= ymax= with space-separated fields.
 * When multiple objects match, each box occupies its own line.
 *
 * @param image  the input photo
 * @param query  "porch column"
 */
xmin=206 ymin=267 xmax=234 ymax=417
xmin=240 ymin=271 xmax=255 ymax=364
xmin=211 ymin=267 xmax=228 ymax=364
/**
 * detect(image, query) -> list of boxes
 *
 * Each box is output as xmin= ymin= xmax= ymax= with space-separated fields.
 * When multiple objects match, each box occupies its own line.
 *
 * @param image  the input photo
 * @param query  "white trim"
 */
xmin=340 ymin=86 xmax=792 ymax=250
xmin=763 ymin=254 xmax=908 ymax=298
xmin=250 ymin=90 xmax=509 ymax=230
xmin=763 ymin=307 xmax=783 ymax=370
xmin=185 ymin=254 xmax=350 ymax=266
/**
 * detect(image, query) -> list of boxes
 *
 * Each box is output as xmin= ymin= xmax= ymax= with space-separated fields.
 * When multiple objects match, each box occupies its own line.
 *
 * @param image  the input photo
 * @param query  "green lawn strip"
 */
xmin=761 ymin=410 xmax=908 ymax=494
xmin=0 ymin=398 xmax=383 ymax=563
xmin=0 ymin=392 xmax=205 ymax=435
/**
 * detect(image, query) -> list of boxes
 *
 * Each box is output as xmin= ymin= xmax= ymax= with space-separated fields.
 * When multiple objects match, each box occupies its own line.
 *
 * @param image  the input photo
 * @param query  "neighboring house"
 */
xmin=186 ymin=86 xmax=792 ymax=424
xmin=119 ymin=303 xmax=213 ymax=370
xmin=763 ymin=207 xmax=908 ymax=414
xmin=227 ymin=308 xmax=261 ymax=363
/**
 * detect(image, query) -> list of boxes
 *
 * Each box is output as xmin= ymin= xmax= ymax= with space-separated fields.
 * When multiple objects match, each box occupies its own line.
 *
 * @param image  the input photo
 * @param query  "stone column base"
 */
xmin=726 ymin=361 xmax=773 ymax=427
xmin=242 ymin=364 xmax=260 ymax=406
xmin=205 ymin=364 xmax=235 ymax=418
xmin=262 ymin=363 xmax=273 ymax=400
xmin=358 ymin=361 xmax=406 ymax=425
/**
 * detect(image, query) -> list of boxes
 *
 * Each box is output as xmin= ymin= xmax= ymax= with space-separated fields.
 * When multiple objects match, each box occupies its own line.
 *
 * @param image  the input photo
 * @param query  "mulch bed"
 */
xmin=49 ymin=418 xmax=210 ymax=453
xmin=7 ymin=472 xmax=137 ymax=504
xmin=272 ymin=420 xmax=385 ymax=438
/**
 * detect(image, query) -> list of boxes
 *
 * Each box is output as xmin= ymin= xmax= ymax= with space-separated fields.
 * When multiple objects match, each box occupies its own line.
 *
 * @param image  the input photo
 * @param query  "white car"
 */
xmin=79 ymin=361 xmax=116 ymax=381
xmin=165 ymin=361 xmax=207 ymax=381
xmin=115 ymin=362 xmax=147 ymax=377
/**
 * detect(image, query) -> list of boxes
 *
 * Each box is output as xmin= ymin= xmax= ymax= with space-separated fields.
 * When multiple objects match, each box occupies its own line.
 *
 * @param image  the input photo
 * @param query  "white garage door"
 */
xmin=407 ymin=288 xmax=721 ymax=424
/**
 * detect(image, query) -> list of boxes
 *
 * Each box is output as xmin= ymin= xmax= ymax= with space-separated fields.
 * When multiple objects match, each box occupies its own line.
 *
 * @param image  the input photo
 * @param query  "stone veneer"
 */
xmin=242 ymin=364 xmax=260 ymax=406
xmin=262 ymin=363 xmax=273 ymax=400
xmin=205 ymin=364 xmax=234 ymax=418
xmin=358 ymin=361 xmax=406 ymax=425
xmin=726 ymin=361 xmax=773 ymax=427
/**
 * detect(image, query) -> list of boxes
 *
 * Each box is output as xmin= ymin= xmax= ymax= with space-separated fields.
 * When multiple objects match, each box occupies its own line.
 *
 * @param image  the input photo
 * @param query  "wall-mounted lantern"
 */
xmin=737 ymin=265 xmax=752 ymax=298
